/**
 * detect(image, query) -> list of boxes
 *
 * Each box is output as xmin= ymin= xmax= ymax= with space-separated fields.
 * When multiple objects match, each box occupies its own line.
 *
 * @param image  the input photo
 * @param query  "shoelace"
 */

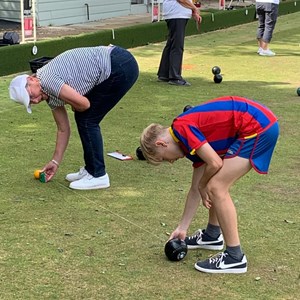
xmin=209 ymin=252 xmax=228 ymax=267
xmin=78 ymin=167 xmax=86 ymax=175
xmin=186 ymin=229 xmax=203 ymax=241
xmin=86 ymin=174 xmax=94 ymax=180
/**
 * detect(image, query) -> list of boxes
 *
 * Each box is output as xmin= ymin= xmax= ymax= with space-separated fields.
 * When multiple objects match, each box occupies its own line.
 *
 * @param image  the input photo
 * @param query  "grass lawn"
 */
xmin=0 ymin=12 xmax=299 ymax=300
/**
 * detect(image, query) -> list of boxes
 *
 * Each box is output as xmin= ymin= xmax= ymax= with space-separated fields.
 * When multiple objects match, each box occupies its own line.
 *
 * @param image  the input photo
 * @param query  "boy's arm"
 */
xmin=195 ymin=143 xmax=223 ymax=189
xmin=169 ymin=166 xmax=204 ymax=241
xmin=195 ymin=143 xmax=223 ymax=208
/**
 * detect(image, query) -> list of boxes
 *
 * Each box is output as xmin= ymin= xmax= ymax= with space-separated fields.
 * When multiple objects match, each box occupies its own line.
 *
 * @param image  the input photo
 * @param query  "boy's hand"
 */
xmin=168 ymin=227 xmax=187 ymax=241
xmin=200 ymin=188 xmax=212 ymax=209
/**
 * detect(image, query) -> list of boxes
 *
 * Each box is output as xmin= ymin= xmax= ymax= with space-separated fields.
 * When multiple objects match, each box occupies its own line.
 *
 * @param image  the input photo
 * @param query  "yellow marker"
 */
xmin=34 ymin=169 xmax=42 ymax=179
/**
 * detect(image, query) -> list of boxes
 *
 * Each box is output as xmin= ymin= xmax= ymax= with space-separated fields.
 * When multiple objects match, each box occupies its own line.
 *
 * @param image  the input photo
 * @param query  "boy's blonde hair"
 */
xmin=140 ymin=123 xmax=168 ymax=165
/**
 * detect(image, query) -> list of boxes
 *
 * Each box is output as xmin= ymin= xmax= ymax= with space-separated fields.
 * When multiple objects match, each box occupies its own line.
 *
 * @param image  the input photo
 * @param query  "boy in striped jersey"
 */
xmin=140 ymin=96 xmax=279 ymax=273
xmin=9 ymin=45 xmax=139 ymax=190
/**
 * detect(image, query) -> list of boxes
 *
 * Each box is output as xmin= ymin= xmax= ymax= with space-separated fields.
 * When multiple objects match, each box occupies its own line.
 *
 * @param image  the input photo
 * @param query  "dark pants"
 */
xmin=74 ymin=46 xmax=139 ymax=177
xmin=157 ymin=18 xmax=188 ymax=80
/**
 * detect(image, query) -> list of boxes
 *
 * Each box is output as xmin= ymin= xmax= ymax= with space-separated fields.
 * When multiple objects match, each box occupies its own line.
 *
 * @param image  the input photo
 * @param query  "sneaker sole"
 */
xmin=187 ymin=244 xmax=224 ymax=250
xmin=65 ymin=175 xmax=86 ymax=182
xmin=69 ymin=184 xmax=110 ymax=190
xmin=259 ymin=53 xmax=275 ymax=56
xmin=194 ymin=263 xmax=247 ymax=274
xmin=168 ymin=82 xmax=191 ymax=86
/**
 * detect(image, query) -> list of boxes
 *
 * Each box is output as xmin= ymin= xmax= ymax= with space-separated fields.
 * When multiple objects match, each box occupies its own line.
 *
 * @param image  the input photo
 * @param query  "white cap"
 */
xmin=9 ymin=75 xmax=32 ymax=114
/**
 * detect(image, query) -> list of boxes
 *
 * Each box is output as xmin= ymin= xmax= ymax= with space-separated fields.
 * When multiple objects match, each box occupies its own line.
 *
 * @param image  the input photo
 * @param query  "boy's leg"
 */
xmin=207 ymin=156 xmax=252 ymax=247
xmin=194 ymin=156 xmax=251 ymax=274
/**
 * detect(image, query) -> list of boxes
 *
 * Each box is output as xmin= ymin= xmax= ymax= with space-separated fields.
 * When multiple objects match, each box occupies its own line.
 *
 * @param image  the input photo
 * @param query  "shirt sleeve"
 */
xmin=41 ymin=73 xmax=65 ymax=98
xmin=46 ymin=95 xmax=65 ymax=110
xmin=172 ymin=121 xmax=207 ymax=155
xmin=38 ymin=69 xmax=66 ymax=109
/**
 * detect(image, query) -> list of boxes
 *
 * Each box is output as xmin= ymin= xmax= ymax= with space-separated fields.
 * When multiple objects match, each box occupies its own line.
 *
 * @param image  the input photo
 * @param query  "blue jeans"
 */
xmin=74 ymin=46 xmax=139 ymax=177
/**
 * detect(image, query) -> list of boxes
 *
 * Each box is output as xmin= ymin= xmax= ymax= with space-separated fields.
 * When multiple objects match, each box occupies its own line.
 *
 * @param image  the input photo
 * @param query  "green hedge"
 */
xmin=1 ymin=0 xmax=299 ymax=76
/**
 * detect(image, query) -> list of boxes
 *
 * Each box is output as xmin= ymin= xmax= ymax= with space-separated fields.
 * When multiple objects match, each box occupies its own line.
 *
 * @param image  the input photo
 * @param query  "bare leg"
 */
xmin=261 ymin=40 xmax=269 ymax=50
xmin=206 ymin=156 xmax=252 ymax=247
xmin=208 ymin=206 xmax=219 ymax=226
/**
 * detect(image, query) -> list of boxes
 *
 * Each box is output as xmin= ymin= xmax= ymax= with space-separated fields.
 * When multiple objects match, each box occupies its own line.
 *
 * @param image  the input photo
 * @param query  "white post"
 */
xmin=20 ymin=0 xmax=37 ymax=44
xmin=20 ymin=0 xmax=25 ymax=43
xmin=32 ymin=0 xmax=37 ymax=42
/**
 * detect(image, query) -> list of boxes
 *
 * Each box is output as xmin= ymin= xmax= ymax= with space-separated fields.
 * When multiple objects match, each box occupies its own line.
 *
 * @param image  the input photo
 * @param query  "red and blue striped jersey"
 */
xmin=170 ymin=96 xmax=278 ymax=166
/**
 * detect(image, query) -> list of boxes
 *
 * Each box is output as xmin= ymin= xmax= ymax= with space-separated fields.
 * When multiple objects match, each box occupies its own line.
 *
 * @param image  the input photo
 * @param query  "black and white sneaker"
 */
xmin=194 ymin=251 xmax=247 ymax=274
xmin=185 ymin=229 xmax=224 ymax=250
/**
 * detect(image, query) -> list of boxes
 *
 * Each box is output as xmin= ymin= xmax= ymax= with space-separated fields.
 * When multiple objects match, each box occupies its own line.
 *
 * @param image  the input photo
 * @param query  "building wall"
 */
xmin=0 ymin=0 xmax=21 ymax=22
xmin=0 ymin=0 xmax=148 ymax=26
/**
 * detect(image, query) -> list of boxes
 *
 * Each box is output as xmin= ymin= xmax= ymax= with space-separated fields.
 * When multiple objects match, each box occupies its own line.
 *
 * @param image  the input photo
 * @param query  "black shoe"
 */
xmin=185 ymin=229 xmax=224 ymax=250
xmin=195 ymin=251 xmax=248 ymax=274
xmin=168 ymin=79 xmax=191 ymax=86
xmin=157 ymin=76 xmax=169 ymax=82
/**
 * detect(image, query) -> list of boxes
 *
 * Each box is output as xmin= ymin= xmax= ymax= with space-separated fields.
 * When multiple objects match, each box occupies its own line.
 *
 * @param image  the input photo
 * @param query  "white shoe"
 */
xmin=259 ymin=49 xmax=276 ymax=56
xmin=65 ymin=167 xmax=87 ymax=182
xmin=257 ymin=47 xmax=262 ymax=54
xmin=69 ymin=173 xmax=110 ymax=190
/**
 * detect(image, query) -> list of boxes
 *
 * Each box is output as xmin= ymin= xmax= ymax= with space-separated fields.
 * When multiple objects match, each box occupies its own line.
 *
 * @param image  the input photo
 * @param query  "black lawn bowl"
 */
xmin=297 ymin=87 xmax=300 ymax=96
xmin=164 ymin=238 xmax=188 ymax=261
xmin=183 ymin=105 xmax=193 ymax=112
xmin=136 ymin=146 xmax=146 ymax=160
xmin=213 ymin=74 xmax=223 ymax=84
xmin=212 ymin=66 xmax=221 ymax=75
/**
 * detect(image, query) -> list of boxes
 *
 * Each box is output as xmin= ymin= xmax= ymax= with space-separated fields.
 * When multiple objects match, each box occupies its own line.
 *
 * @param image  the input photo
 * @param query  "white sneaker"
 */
xmin=69 ymin=173 xmax=110 ymax=190
xmin=257 ymin=47 xmax=262 ymax=54
xmin=259 ymin=49 xmax=276 ymax=56
xmin=65 ymin=167 xmax=87 ymax=182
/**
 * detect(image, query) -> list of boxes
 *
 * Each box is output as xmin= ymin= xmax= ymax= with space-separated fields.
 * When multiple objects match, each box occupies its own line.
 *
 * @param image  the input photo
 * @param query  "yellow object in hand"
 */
xmin=34 ymin=169 xmax=42 ymax=179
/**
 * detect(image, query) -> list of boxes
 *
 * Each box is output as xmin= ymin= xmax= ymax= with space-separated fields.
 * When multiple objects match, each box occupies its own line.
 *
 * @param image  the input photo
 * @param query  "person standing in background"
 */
xmin=157 ymin=0 xmax=201 ymax=86
xmin=256 ymin=0 xmax=279 ymax=56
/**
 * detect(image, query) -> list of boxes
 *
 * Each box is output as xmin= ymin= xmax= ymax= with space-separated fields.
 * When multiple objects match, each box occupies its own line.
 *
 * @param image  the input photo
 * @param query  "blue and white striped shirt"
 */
xmin=36 ymin=45 xmax=114 ymax=109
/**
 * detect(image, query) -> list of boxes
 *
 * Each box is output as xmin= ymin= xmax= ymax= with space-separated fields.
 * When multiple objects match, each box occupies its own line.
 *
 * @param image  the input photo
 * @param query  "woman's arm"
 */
xmin=59 ymin=84 xmax=90 ymax=112
xmin=42 ymin=106 xmax=71 ymax=181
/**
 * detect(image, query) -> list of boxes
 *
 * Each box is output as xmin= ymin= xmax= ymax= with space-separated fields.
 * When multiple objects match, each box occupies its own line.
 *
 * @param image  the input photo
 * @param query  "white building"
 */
xmin=0 ymin=0 xmax=150 ymax=26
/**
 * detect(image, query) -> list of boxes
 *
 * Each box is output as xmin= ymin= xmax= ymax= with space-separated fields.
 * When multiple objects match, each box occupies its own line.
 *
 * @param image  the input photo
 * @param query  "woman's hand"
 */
xmin=42 ymin=160 xmax=59 ymax=182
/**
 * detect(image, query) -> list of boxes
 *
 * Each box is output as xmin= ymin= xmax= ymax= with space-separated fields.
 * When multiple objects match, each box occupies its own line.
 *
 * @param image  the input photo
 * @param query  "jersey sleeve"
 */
xmin=172 ymin=121 xmax=207 ymax=155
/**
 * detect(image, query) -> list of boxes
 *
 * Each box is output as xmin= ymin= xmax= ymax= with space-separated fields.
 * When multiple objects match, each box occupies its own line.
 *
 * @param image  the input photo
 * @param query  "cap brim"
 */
xmin=9 ymin=75 xmax=31 ymax=114
xmin=26 ymin=105 xmax=32 ymax=114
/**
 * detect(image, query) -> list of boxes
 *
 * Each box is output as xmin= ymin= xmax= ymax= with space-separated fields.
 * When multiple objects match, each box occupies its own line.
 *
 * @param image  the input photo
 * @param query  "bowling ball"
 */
xmin=164 ymin=238 xmax=188 ymax=261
